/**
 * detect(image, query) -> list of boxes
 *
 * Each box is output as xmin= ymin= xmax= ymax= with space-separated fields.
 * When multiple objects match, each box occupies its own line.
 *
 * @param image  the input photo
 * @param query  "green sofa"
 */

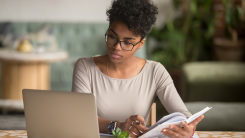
xmin=181 ymin=62 xmax=245 ymax=102
xmin=185 ymin=102 xmax=245 ymax=131
xmin=181 ymin=62 xmax=245 ymax=131
xmin=155 ymin=62 xmax=245 ymax=131
xmin=0 ymin=22 xmax=146 ymax=93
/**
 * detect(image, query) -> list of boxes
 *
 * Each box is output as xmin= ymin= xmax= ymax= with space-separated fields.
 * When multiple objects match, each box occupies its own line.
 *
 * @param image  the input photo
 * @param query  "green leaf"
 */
xmin=112 ymin=128 xmax=130 ymax=138
xmin=116 ymin=128 xmax=121 ymax=133
xmin=112 ymin=130 xmax=115 ymax=136
xmin=190 ymin=0 xmax=197 ymax=13
xmin=148 ymin=0 xmax=214 ymax=69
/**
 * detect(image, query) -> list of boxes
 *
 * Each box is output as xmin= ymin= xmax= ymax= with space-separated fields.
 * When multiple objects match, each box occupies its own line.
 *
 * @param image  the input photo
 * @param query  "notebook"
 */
xmin=139 ymin=107 xmax=212 ymax=138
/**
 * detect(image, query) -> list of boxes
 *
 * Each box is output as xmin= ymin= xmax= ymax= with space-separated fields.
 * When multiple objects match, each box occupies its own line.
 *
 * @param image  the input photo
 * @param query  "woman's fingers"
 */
xmin=181 ymin=121 xmax=192 ymax=132
xmin=169 ymin=125 xmax=186 ymax=136
xmin=161 ymin=128 xmax=181 ymax=138
xmin=131 ymin=120 xmax=148 ymax=134
xmin=129 ymin=125 xmax=141 ymax=136
xmin=130 ymin=115 xmax=145 ymax=125
xmin=124 ymin=118 xmax=141 ymax=136
xmin=122 ymin=118 xmax=133 ymax=131
xmin=182 ymin=115 xmax=204 ymax=132
xmin=128 ymin=131 xmax=137 ymax=138
xmin=161 ymin=115 xmax=204 ymax=138
xmin=129 ymin=115 xmax=148 ymax=135
xmin=189 ymin=115 xmax=204 ymax=127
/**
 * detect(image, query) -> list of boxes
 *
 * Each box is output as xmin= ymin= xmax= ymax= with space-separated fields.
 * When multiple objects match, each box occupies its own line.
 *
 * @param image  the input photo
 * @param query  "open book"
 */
xmin=139 ymin=107 xmax=212 ymax=138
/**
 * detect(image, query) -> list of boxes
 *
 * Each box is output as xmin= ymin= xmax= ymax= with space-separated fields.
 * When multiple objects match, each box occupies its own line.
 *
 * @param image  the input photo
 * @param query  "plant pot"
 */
xmin=213 ymin=38 xmax=245 ymax=61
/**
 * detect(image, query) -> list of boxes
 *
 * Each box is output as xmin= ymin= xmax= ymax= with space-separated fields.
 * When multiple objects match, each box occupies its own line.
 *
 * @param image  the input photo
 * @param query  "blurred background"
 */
xmin=0 ymin=0 xmax=244 ymax=131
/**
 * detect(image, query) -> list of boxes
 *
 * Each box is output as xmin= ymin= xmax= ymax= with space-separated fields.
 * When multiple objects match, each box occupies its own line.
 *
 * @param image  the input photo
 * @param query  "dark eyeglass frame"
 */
xmin=105 ymin=29 xmax=143 ymax=51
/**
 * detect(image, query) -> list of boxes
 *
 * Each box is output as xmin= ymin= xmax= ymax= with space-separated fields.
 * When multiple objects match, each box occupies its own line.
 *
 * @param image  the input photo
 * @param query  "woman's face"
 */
xmin=106 ymin=20 xmax=145 ymax=63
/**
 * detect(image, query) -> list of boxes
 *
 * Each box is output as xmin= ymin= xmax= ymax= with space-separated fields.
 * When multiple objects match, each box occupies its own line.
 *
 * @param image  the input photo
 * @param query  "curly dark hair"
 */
xmin=106 ymin=0 xmax=158 ymax=39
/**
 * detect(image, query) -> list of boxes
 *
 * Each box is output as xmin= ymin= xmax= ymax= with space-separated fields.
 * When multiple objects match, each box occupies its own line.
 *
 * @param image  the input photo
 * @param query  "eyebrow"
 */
xmin=110 ymin=29 xmax=136 ymax=40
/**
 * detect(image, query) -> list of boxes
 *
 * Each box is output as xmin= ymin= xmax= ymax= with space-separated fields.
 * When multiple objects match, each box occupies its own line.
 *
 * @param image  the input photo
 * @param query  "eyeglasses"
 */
xmin=105 ymin=30 xmax=142 ymax=51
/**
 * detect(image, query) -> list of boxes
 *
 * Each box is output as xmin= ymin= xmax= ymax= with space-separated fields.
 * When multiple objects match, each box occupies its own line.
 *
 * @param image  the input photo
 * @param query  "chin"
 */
xmin=107 ymin=51 xmax=122 ymax=60
xmin=108 ymin=55 xmax=123 ymax=63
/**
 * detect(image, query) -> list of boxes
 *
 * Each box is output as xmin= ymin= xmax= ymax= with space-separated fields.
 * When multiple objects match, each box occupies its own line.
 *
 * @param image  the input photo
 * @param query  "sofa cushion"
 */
xmin=181 ymin=62 xmax=245 ymax=102
xmin=185 ymin=102 xmax=245 ymax=131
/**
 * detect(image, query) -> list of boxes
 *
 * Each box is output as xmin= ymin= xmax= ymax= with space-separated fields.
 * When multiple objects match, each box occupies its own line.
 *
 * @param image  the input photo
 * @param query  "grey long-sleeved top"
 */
xmin=72 ymin=57 xmax=192 ymax=122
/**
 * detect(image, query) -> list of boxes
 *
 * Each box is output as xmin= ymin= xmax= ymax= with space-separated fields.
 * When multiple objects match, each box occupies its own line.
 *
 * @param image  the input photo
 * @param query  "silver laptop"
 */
xmin=23 ymin=89 xmax=100 ymax=138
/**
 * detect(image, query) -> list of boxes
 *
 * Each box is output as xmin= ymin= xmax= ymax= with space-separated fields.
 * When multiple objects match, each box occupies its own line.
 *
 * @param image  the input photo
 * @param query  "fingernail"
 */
xmin=164 ymin=129 xmax=166 ymax=132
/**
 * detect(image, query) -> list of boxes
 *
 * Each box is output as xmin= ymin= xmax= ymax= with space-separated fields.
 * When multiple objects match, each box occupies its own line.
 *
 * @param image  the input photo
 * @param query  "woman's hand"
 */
xmin=118 ymin=115 xmax=148 ymax=138
xmin=161 ymin=115 xmax=204 ymax=138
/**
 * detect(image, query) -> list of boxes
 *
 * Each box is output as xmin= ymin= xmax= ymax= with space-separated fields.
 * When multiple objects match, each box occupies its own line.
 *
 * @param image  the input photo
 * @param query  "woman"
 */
xmin=72 ymin=0 xmax=204 ymax=137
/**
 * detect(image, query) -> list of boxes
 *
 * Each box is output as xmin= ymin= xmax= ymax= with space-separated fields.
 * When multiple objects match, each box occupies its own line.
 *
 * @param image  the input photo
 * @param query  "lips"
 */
xmin=110 ymin=52 xmax=122 ymax=58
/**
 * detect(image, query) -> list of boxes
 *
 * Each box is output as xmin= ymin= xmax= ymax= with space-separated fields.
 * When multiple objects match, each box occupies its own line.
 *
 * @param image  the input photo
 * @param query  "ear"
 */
xmin=137 ymin=38 xmax=146 ymax=50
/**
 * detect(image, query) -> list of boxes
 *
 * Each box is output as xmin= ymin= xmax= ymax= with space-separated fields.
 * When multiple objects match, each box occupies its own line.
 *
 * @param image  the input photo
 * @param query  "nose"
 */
xmin=114 ymin=41 xmax=122 ymax=50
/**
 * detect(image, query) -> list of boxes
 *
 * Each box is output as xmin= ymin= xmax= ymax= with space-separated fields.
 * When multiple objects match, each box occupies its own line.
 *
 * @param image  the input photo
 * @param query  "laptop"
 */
xmin=23 ymin=89 xmax=103 ymax=138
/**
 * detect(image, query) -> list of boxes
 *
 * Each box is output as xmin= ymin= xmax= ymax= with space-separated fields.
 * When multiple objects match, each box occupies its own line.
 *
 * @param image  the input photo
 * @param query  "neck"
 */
xmin=107 ymin=55 xmax=138 ymax=73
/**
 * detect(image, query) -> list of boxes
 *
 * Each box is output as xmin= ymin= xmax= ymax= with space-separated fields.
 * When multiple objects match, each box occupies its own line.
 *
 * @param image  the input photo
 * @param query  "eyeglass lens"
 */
xmin=106 ymin=35 xmax=134 ymax=51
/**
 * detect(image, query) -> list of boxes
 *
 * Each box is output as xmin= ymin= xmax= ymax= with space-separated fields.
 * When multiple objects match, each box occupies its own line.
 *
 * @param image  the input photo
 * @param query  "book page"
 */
xmin=148 ymin=112 xmax=185 ymax=131
xmin=139 ymin=107 xmax=211 ymax=138
xmin=161 ymin=116 xmax=187 ymax=124
xmin=187 ymin=107 xmax=212 ymax=124
xmin=140 ymin=115 xmax=186 ymax=138
xmin=139 ymin=121 xmax=184 ymax=138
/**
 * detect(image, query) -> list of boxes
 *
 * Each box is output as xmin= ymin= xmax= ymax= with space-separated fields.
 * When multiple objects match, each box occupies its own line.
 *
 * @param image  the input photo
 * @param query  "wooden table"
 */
xmin=195 ymin=131 xmax=245 ymax=138
xmin=0 ymin=49 xmax=68 ymax=111
xmin=0 ymin=130 xmax=244 ymax=138
xmin=0 ymin=49 xmax=68 ymax=100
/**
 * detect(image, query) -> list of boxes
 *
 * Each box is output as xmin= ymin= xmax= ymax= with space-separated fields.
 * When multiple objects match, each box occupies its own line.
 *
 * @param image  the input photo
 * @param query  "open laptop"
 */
xmin=23 ymin=89 xmax=109 ymax=138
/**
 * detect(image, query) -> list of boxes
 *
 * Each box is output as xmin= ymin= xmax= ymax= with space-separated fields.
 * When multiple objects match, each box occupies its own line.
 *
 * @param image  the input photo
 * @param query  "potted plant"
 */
xmin=147 ymin=0 xmax=214 ymax=94
xmin=213 ymin=0 xmax=245 ymax=61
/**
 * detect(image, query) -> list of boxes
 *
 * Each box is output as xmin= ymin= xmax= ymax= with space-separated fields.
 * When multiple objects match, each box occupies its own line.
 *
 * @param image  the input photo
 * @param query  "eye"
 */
xmin=123 ymin=41 xmax=131 ymax=45
xmin=108 ymin=35 xmax=117 ymax=40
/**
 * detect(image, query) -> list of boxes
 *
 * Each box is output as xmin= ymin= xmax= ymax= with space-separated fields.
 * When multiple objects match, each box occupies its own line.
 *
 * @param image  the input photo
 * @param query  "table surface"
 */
xmin=0 ymin=130 xmax=244 ymax=138
xmin=0 ymin=49 xmax=68 ymax=62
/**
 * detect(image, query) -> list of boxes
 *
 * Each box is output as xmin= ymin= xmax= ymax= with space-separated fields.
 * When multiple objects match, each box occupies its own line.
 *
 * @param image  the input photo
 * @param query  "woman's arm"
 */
xmin=154 ymin=63 xmax=192 ymax=117
xmin=72 ymin=58 xmax=91 ymax=93
xmin=153 ymin=63 xmax=203 ymax=137
xmin=98 ymin=117 xmax=113 ymax=133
